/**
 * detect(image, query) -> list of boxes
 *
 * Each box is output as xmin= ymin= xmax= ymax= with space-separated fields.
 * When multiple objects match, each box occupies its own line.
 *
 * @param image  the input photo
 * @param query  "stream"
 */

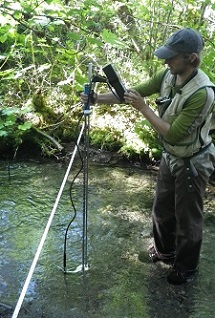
xmin=0 ymin=159 xmax=215 ymax=318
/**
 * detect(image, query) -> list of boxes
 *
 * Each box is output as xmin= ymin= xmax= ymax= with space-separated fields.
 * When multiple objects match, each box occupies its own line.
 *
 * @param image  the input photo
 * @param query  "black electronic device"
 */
xmin=102 ymin=64 xmax=126 ymax=101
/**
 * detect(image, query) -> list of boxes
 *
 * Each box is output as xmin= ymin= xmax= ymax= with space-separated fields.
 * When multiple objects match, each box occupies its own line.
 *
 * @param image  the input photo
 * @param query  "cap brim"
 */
xmin=153 ymin=45 xmax=179 ymax=59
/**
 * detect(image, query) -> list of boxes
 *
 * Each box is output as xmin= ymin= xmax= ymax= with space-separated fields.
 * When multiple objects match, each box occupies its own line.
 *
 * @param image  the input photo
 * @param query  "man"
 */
xmin=81 ymin=28 xmax=215 ymax=284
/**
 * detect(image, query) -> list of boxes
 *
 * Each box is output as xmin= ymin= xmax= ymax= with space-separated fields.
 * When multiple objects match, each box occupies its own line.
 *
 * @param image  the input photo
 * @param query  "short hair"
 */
xmin=183 ymin=53 xmax=201 ymax=68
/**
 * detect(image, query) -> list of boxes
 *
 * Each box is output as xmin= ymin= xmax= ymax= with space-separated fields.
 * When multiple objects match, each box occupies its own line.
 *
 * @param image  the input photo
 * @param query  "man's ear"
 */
xmin=190 ymin=53 xmax=198 ymax=63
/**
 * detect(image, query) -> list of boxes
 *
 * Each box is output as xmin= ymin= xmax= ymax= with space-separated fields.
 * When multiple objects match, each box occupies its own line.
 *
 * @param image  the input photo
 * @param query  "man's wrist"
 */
xmin=92 ymin=92 xmax=98 ymax=104
xmin=93 ymin=92 xmax=120 ymax=105
xmin=138 ymin=102 xmax=148 ymax=114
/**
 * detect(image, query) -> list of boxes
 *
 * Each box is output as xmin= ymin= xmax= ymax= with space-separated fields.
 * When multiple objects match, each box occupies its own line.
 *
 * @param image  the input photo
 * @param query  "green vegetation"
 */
xmin=0 ymin=0 xmax=214 ymax=160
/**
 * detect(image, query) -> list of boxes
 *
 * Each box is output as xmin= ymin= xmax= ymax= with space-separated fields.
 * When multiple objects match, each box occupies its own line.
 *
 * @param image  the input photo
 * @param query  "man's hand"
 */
xmin=124 ymin=89 xmax=170 ymax=137
xmin=124 ymin=89 xmax=147 ymax=111
xmin=80 ymin=91 xmax=98 ymax=105
xmin=80 ymin=91 xmax=122 ymax=105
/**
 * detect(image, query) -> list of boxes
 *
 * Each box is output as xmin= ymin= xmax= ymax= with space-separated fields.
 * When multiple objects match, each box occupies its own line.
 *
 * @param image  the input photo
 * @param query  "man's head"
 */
xmin=154 ymin=28 xmax=204 ymax=60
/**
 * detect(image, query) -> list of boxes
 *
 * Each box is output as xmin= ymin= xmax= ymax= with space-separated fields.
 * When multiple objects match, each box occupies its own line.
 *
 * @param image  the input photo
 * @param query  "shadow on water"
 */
xmin=0 ymin=160 xmax=215 ymax=317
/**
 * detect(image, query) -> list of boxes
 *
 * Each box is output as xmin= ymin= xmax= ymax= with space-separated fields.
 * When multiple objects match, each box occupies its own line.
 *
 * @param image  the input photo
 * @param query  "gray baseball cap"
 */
xmin=153 ymin=28 xmax=204 ymax=59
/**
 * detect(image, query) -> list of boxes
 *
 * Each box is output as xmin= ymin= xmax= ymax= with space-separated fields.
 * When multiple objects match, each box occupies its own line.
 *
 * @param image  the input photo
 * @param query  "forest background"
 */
xmin=0 ymin=0 xmax=214 ymax=162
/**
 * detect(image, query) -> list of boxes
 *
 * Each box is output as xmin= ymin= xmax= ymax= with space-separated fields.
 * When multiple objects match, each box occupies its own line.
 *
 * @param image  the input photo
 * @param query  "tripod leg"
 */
xmin=82 ymin=114 xmax=90 ymax=271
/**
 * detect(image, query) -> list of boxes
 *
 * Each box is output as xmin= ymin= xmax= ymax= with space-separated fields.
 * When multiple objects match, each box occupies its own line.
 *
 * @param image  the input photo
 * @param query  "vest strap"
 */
xmin=183 ymin=142 xmax=211 ymax=192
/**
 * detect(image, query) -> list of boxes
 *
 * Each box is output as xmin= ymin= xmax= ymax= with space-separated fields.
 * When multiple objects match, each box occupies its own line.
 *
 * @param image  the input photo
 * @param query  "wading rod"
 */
xmin=82 ymin=112 xmax=90 ymax=271
xmin=82 ymin=62 xmax=92 ymax=271
xmin=11 ymin=122 xmax=85 ymax=318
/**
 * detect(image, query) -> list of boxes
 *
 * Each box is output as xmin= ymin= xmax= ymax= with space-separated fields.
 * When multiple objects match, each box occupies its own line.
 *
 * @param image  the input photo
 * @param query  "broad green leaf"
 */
xmin=2 ymin=108 xmax=19 ymax=116
xmin=101 ymin=29 xmax=127 ymax=48
xmin=18 ymin=122 xmax=32 ymax=131
xmin=0 ymin=120 xmax=4 ymax=129
xmin=0 ymin=130 xmax=8 ymax=137
xmin=4 ymin=114 xmax=16 ymax=126
xmin=67 ymin=32 xmax=82 ymax=41
xmin=87 ymin=37 xmax=103 ymax=46
xmin=0 ymin=34 xmax=8 ymax=43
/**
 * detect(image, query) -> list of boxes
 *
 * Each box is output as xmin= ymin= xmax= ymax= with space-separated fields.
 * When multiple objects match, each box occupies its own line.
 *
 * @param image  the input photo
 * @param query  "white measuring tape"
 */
xmin=12 ymin=123 xmax=85 ymax=318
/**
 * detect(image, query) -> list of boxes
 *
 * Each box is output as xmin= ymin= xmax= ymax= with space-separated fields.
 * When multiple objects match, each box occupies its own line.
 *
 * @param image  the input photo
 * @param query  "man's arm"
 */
xmin=165 ymin=88 xmax=209 ymax=143
xmin=96 ymin=92 xmax=121 ymax=104
xmin=80 ymin=91 xmax=122 ymax=105
xmin=124 ymin=89 xmax=170 ymax=137
xmin=81 ymin=69 xmax=166 ymax=105
xmin=124 ymin=88 xmax=209 ymax=143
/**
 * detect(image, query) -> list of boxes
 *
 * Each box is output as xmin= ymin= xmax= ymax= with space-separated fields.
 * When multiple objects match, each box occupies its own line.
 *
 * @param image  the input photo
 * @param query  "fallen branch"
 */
xmin=32 ymin=126 xmax=64 ymax=152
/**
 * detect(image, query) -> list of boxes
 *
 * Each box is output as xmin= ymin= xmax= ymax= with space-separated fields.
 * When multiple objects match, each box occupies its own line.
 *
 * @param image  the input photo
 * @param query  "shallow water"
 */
xmin=0 ymin=160 xmax=215 ymax=318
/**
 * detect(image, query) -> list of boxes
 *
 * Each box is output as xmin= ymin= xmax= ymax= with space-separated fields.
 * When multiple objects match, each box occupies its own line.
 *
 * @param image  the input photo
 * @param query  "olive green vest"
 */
xmin=159 ymin=69 xmax=215 ymax=157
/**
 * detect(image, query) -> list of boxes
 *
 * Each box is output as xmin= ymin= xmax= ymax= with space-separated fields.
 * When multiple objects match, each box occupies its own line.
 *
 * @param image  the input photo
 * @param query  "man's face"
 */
xmin=164 ymin=54 xmax=191 ymax=76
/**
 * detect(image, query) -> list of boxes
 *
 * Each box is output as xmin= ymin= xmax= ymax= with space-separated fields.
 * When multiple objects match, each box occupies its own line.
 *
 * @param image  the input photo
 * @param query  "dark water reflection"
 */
xmin=0 ymin=160 xmax=215 ymax=318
